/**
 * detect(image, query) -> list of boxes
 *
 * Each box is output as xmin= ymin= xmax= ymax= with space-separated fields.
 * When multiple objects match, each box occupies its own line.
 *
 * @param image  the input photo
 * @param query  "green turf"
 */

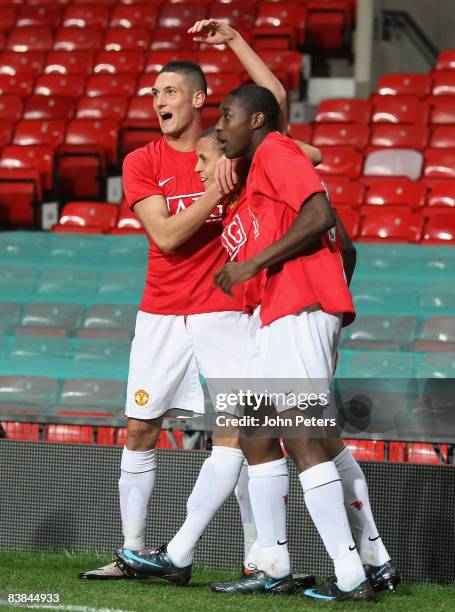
xmin=0 ymin=552 xmax=454 ymax=612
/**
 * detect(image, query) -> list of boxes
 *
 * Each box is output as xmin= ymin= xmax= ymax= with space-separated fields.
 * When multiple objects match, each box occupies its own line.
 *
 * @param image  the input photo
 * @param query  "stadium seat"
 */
xmin=110 ymin=4 xmax=158 ymax=29
xmin=74 ymin=338 xmax=130 ymax=372
xmin=150 ymin=28 xmax=196 ymax=52
xmin=431 ymin=70 xmax=455 ymax=96
xmin=421 ymin=212 xmax=455 ymax=244
xmin=1 ymin=422 xmax=40 ymax=442
xmin=253 ymin=1 xmax=306 ymax=48
xmin=44 ymin=50 xmax=95 ymax=75
xmin=0 ymin=75 xmax=34 ymax=97
xmin=196 ymin=49 xmax=244 ymax=76
xmin=405 ymin=443 xmax=448 ymax=465
xmin=36 ymin=268 xmax=98 ymax=300
xmin=54 ymin=201 xmax=118 ymax=232
xmin=376 ymin=73 xmax=431 ymax=97
xmin=311 ymin=123 xmax=369 ymax=150
xmin=324 ymin=178 xmax=365 ymax=208
xmin=0 ymin=119 xmax=13 ymax=148
xmin=205 ymin=73 xmax=243 ymax=105
xmin=62 ymin=5 xmax=110 ymax=29
xmin=145 ymin=50 xmax=198 ymax=74
xmin=0 ymin=96 xmax=22 ymax=123
xmin=85 ymin=74 xmax=136 ymax=98
xmin=425 ymin=181 xmax=455 ymax=208
xmin=53 ymin=28 xmax=103 ymax=51
xmin=34 ymin=74 xmax=85 ymax=97
xmin=9 ymin=334 xmax=71 ymax=367
xmin=121 ymin=96 xmax=160 ymax=152
xmin=305 ymin=0 xmax=351 ymax=51
xmin=158 ymin=4 xmax=207 ymax=30
xmin=288 ymin=123 xmax=312 ymax=143
xmin=429 ymin=97 xmax=455 ymax=124
xmin=76 ymin=96 xmax=127 ymax=122
xmin=20 ymin=302 xmax=84 ymax=335
xmin=435 ymin=49 xmax=455 ymax=71
xmin=58 ymin=378 xmax=125 ymax=416
xmin=0 ymin=7 xmax=17 ymax=30
xmin=363 ymin=149 xmax=423 ymax=180
xmin=417 ymin=353 xmax=455 ymax=378
xmin=413 ymin=316 xmax=455 ymax=351
xmin=23 ymin=96 xmax=75 ymax=121
xmin=45 ymin=424 xmax=94 ymax=444
xmin=104 ymin=27 xmax=150 ymax=51
xmin=423 ymin=149 xmax=455 ymax=181
xmin=97 ymin=426 xmax=117 ymax=445
xmin=0 ymin=145 xmax=54 ymax=191
xmin=316 ymin=147 xmax=363 ymax=179
xmin=370 ymin=95 xmax=429 ymax=124
xmin=94 ymin=50 xmax=145 ymax=75
xmin=209 ymin=2 xmax=256 ymax=31
xmin=6 ymin=27 xmax=53 ymax=52
xmin=0 ymin=375 xmax=58 ymax=412
xmin=369 ymin=125 xmax=429 ymax=151
xmin=257 ymin=50 xmax=302 ymax=91
xmin=341 ymin=315 xmax=417 ymax=351
xmin=64 ymin=119 xmax=119 ymax=165
xmin=16 ymin=6 xmax=63 ymax=29
xmin=358 ymin=209 xmax=423 ymax=242
xmin=0 ymin=51 xmax=45 ymax=76
xmin=0 ymin=168 xmax=41 ymax=226
xmin=110 ymin=210 xmax=144 ymax=233
xmin=315 ymin=98 xmax=371 ymax=124
xmin=334 ymin=207 xmax=360 ymax=238
xmin=429 ymin=126 xmax=455 ymax=148
xmin=363 ymin=178 xmax=427 ymax=210
xmin=0 ymin=301 xmax=22 ymax=334
xmin=344 ymin=439 xmax=385 ymax=461
xmin=82 ymin=303 xmax=137 ymax=334
xmin=13 ymin=120 xmax=65 ymax=150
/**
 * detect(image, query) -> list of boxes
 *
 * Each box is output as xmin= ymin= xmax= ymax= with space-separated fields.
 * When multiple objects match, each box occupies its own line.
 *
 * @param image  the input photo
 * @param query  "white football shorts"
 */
xmin=125 ymin=310 xmax=249 ymax=420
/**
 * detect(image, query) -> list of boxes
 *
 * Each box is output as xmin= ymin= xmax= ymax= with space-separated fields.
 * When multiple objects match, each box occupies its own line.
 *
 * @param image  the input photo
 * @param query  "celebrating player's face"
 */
xmin=216 ymin=96 xmax=252 ymax=159
xmin=195 ymin=135 xmax=222 ymax=186
xmin=152 ymin=72 xmax=200 ymax=136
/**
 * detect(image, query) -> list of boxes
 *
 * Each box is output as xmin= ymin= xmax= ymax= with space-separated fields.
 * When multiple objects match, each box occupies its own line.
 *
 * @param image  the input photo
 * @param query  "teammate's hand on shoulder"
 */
xmin=215 ymin=156 xmax=240 ymax=194
xmin=187 ymin=20 xmax=237 ymax=46
xmin=213 ymin=260 xmax=259 ymax=296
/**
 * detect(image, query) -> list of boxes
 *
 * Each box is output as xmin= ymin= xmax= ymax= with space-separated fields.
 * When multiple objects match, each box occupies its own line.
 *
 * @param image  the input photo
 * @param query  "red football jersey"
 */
xmin=123 ymin=136 xmax=243 ymax=314
xmin=245 ymin=132 xmax=356 ymax=326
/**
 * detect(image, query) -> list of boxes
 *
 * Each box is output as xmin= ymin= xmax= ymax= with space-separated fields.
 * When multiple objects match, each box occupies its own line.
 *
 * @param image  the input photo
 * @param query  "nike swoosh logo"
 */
xmin=277 ymin=540 xmax=287 ymax=546
xmin=264 ymin=580 xmax=284 ymax=590
xmin=369 ymin=535 xmax=380 ymax=542
xmin=158 ymin=176 xmax=175 ymax=187
xmin=349 ymin=544 xmax=357 ymax=551
xmin=123 ymin=549 xmax=166 ymax=569
xmin=371 ymin=565 xmax=387 ymax=580
xmin=304 ymin=588 xmax=336 ymax=600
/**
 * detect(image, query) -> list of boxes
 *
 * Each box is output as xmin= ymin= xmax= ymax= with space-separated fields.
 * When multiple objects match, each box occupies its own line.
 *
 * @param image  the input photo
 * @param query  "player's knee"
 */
xmin=126 ymin=418 xmax=161 ymax=451
xmin=284 ymin=437 xmax=329 ymax=472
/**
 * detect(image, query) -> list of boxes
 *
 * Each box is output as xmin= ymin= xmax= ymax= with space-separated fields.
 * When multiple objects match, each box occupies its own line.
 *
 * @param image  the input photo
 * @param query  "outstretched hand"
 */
xmin=187 ymin=19 xmax=237 ymax=46
xmin=214 ymin=260 xmax=259 ymax=296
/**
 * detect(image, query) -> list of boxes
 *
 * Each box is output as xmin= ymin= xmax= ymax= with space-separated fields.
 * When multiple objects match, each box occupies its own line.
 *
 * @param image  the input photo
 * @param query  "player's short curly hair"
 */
xmin=159 ymin=60 xmax=208 ymax=95
xmin=227 ymin=84 xmax=279 ymax=130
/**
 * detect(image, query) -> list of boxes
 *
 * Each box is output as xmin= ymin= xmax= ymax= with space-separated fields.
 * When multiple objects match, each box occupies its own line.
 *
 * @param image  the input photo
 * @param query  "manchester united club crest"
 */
xmin=227 ymin=192 xmax=240 ymax=212
xmin=134 ymin=389 xmax=150 ymax=407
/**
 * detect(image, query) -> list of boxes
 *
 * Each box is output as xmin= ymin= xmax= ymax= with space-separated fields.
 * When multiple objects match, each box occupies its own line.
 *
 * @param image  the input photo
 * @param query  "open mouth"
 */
xmin=200 ymin=176 xmax=207 ymax=183
xmin=160 ymin=112 xmax=173 ymax=122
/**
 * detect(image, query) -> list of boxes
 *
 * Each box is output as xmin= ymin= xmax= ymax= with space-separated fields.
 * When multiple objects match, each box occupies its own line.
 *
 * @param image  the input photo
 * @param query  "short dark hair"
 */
xmin=199 ymin=126 xmax=223 ymax=152
xmin=227 ymin=84 xmax=280 ymax=130
xmin=159 ymin=60 xmax=207 ymax=95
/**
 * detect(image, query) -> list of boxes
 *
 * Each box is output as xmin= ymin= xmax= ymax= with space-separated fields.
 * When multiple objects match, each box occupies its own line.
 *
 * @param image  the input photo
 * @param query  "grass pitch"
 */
xmin=1 ymin=552 xmax=454 ymax=612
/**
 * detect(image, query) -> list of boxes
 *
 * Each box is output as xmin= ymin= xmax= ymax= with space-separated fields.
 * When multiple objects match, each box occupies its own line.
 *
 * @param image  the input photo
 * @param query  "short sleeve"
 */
xmin=122 ymin=147 xmax=162 ymax=209
xmin=254 ymin=137 xmax=325 ymax=213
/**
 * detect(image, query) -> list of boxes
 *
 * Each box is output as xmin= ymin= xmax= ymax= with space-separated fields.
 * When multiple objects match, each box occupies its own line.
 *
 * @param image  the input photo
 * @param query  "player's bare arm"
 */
xmin=134 ymin=183 xmax=225 ymax=253
xmin=214 ymin=192 xmax=335 ymax=295
xmin=295 ymin=140 xmax=323 ymax=166
xmin=333 ymin=209 xmax=357 ymax=286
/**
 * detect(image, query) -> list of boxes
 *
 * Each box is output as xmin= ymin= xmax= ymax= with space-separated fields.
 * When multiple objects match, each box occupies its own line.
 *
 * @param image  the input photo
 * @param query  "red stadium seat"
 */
xmin=62 ymin=5 xmax=110 ymax=29
xmin=324 ymin=178 xmax=365 ymax=208
xmin=85 ymin=74 xmax=136 ymax=97
xmin=369 ymin=125 xmax=429 ymax=151
xmin=34 ymin=74 xmax=85 ymax=97
xmin=421 ymin=212 xmax=455 ymax=244
xmin=23 ymin=95 xmax=75 ymax=121
xmin=0 ymin=51 xmax=45 ymax=77
xmin=405 ymin=443 xmax=448 ymax=465
xmin=54 ymin=201 xmax=118 ymax=232
xmin=196 ymin=49 xmax=244 ymax=75
xmin=158 ymin=4 xmax=207 ymax=30
xmin=6 ymin=27 xmax=53 ymax=52
xmin=1 ymin=145 xmax=54 ymax=191
xmin=358 ymin=209 xmax=423 ymax=243
xmin=44 ymin=50 xmax=95 ymax=75
xmin=145 ymin=50 xmax=198 ymax=74
xmin=370 ymin=95 xmax=429 ymax=124
xmin=305 ymin=1 xmax=351 ymax=51
xmin=110 ymin=4 xmax=158 ymax=29
xmin=0 ymin=75 xmax=34 ymax=97
xmin=150 ymin=28 xmax=196 ymax=52
xmin=363 ymin=178 xmax=426 ymax=210
xmin=344 ymin=439 xmax=385 ymax=461
xmin=376 ymin=73 xmax=431 ymax=97
xmin=0 ymin=8 xmax=17 ymax=31
xmin=429 ymin=97 xmax=455 ymax=124
xmin=311 ymin=123 xmax=369 ymax=150
xmin=388 ymin=442 xmax=407 ymax=462
xmin=135 ymin=74 xmax=157 ymax=96
xmin=257 ymin=50 xmax=302 ymax=91
xmin=429 ymin=126 xmax=455 ymax=148
xmin=110 ymin=208 xmax=144 ymax=233
xmin=0 ymin=167 xmax=42 ymax=225
xmin=435 ymin=50 xmax=455 ymax=71
xmin=46 ymin=424 xmax=94 ymax=444
xmin=425 ymin=181 xmax=455 ymax=208
xmin=76 ymin=96 xmax=128 ymax=121
xmin=16 ymin=6 xmax=62 ymax=29
xmin=288 ymin=123 xmax=312 ymax=143
xmin=423 ymin=149 xmax=455 ymax=181
xmin=316 ymin=146 xmax=363 ymax=179
xmin=0 ymin=119 xmax=13 ymax=148
xmin=97 ymin=426 xmax=116 ymax=445
xmin=363 ymin=149 xmax=423 ymax=180
xmin=104 ymin=27 xmax=150 ymax=51
xmin=65 ymin=119 xmax=119 ymax=165
xmin=121 ymin=96 xmax=160 ymax=153
xmin=431 ymin=70 xmax=455 ymax=96
xmin=13 ymin=120 xmax=65 ymax=149
xmin=53 ymin=28 xmax=103 ymax=51
xmin=0 ymin=95 xmax=23 ymax=122
xmin=253 ymin=2 xmax=306 ymax=47
xmin=209 ymin=2 xmax=256 ymax=31
xmin=2 ymin=422 xmax=40 ymax=441
xmin=315 ymin=98 xmax=371 ymax=124
xmin=94 ymin=50 xmax=145 ymax=75
xmin=334 ymin=207 xmax=360 ymax=238
xmin=206 ymin=72 xmax=242 ymax=105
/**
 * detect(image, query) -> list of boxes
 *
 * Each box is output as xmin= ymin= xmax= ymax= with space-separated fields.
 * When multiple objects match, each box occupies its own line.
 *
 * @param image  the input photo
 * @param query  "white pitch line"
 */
xmin=0 ymin=602 xmax=134 ymax=612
